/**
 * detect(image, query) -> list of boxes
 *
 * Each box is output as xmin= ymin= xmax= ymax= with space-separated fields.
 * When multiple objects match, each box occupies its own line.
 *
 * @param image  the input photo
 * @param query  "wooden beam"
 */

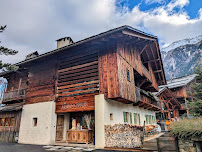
xmin=139 ymin=44 xmax=147 ymax=55
xmin=143 ymin=58 xmax=160 ymax=64
xmin=122 ymin=30 xmax=155 ymax=41
xmin=153 ymin=70 xmax=162 ymax=73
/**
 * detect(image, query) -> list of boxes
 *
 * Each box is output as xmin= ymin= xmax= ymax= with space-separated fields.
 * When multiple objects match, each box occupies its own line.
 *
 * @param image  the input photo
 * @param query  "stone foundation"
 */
xmin=105 ymin=124 xmax=143 ymax=148
xmin=178 ymin=139 xmax=197 ymax=152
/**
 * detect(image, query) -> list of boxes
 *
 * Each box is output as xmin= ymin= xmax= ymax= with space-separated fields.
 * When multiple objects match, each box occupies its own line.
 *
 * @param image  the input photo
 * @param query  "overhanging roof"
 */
xmin=1 ymin=25 xmax=166 ymax=85
xmin=159 ymin=74 xmax=197 ymax=89
xmin=0 ymin=103 xmax=23 ymax=112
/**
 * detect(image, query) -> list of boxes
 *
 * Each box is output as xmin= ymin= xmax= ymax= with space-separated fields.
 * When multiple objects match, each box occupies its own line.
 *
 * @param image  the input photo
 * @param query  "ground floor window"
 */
xmin=134 ymin=113 xmax=141 ymax=125
xmin=0 ymin=117 xmax=15 ymax=127
xmin=123 ymin=112 xmax=132 ymax=124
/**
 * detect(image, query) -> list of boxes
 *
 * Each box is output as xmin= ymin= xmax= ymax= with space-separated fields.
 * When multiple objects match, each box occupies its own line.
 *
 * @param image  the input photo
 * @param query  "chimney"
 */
xmin=56 ymin=37 xmax=74 ymax=49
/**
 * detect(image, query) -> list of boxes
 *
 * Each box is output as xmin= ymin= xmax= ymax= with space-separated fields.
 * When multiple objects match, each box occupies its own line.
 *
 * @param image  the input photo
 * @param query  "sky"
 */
xmin=0 ymin=0 xmax=202 ymax=64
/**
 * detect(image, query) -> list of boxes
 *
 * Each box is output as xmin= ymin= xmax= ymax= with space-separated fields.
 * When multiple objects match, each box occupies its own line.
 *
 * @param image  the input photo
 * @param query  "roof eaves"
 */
xmin=14 ymin=25 xmax=158 ymax=66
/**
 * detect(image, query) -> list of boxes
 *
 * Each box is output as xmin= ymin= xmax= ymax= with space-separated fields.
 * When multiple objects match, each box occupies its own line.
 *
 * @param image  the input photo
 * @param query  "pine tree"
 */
xmin=0 ymin=25 xmax=18 ymax=71
xmin=188 ymin=65 xmax=202 ymax=116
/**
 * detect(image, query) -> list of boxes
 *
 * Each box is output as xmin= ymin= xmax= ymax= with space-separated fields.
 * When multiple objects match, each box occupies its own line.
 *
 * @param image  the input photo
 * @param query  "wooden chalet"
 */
xmin=0 ymin=26 xmax=166 ymax=148
xmin=159 ymin=74 xmax=197 ymax=117
xmin=153 ymin=87 xmax=180 ymax=120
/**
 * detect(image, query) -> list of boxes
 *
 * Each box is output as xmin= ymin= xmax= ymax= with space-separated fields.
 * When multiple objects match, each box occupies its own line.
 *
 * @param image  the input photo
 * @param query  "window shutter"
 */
xmin=145 ymin=115 xmax=148 ymax=124
xmin=134 ymin=113 xmax=137 ymax=124
xmin=138 ymin=114 xmax=141 ymax=125
xmin=123 ymin=112 xmax=127 ymax=123
xmin=130 ymin=112 xmax=132 ymax=124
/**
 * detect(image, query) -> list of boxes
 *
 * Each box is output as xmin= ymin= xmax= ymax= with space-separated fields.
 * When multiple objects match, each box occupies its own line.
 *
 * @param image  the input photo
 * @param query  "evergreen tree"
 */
xmin=0 ymin=25 xmax=18 ymax=71
xmin=188 ymin=65 xmax=202 ymax=116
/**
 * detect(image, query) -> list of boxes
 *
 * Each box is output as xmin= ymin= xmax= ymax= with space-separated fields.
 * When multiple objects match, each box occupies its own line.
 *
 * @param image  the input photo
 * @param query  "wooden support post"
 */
xmin=184 ymin=97 xmax=189 ymax=118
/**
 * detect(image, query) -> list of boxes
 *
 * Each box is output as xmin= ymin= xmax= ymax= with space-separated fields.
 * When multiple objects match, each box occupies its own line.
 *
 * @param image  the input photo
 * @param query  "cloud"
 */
xmin=0 ymin=0 xmax=201 ymax=64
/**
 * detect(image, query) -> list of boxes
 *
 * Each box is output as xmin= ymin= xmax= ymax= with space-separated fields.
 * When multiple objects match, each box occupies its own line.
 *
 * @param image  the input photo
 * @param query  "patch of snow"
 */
xmin=161 ymin=35 xmax=202 ymax=52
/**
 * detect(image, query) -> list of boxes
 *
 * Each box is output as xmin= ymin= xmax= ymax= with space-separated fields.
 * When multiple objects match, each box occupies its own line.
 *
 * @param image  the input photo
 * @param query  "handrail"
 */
xmin=3 ymin=89 xmax=26 ymax=101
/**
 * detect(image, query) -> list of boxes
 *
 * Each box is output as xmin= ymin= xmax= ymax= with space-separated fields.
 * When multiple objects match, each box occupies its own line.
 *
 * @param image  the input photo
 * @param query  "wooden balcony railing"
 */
xmin=135 ymin=86 xmax=160 ymax=110
xmin=141 ymin=63 xmax=158 ymax=91
xmin=180 ymin=103 xmax=187 ymax=110
xmin=141 ymin=63 xmax=152 ymax=81
xmin=3 ymin=89 xmax=26 ymax=103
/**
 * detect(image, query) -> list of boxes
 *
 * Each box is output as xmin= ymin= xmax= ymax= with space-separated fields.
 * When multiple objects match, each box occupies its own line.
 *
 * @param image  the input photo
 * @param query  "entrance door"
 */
xmin=56 ymin=115 xmax=64 ymax=141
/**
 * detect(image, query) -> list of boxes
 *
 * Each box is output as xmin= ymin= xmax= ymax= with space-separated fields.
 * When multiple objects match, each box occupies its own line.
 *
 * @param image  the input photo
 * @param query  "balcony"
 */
xmin=141 ymin=63 xmax=158 ymax=91
xmin=180 ymin=103 xmax=187 ymax=110
xmin=134 ymin=86 xmax=160 ymax=111
xmin=3 ymin=89 xmax=26 ymax=103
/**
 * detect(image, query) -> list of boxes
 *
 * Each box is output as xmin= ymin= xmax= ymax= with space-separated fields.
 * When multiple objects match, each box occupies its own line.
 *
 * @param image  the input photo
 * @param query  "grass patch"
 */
xmin=170 ymin=118 xmax=202 ymax=139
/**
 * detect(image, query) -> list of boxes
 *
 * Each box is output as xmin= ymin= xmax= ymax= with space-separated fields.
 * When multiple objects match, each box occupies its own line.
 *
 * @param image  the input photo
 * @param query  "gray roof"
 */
xmin=153 ymin=87 xmax=165 ymax=96
xmin=159 ymin=74 xmax=197 ymax=89
xmin=0 ymin=103 xmax=23 ymax=112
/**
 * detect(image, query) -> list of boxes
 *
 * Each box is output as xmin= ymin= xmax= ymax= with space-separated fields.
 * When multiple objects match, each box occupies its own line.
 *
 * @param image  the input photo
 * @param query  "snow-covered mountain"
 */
xmin=162 ymin=35 xmax=202 ymax=52
xmin=161 ymin=36 xmax=202 ymax=80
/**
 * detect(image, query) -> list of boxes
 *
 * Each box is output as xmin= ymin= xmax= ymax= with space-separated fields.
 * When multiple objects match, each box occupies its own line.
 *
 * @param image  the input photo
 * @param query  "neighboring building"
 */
xmin=159 ymin=74 xmax=197 ymax=117
xmin=0 ymin=69 xmax=27 ymax=142
xmin=153 ymin=87 xmax=180 ymax=120
xmin=0 ymin=26 xmax=166 ymax=148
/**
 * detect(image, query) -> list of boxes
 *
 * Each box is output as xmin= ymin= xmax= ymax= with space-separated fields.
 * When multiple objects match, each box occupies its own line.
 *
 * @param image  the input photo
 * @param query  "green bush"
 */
xmin=170 ymin=118 xmax=202 ymax=139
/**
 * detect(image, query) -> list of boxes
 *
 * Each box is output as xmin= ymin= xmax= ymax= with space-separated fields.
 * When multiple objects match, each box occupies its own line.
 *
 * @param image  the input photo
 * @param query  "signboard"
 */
xmin=56 ymin=96 xmax=95 ymax=113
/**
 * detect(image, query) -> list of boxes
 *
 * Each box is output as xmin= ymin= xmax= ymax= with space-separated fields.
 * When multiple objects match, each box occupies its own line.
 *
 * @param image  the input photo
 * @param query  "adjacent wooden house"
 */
xmin=0 ymin=26 xmax=166 ymax=148
xmin=158 ymin=74 xmax=197 ymax=117
xmin=153 ymin=87 xmax=180 ymax=120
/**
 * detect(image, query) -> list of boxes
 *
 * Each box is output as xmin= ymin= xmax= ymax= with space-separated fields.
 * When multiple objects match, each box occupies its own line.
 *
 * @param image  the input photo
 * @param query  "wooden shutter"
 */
xmin=130 ymin=112 xmax=132 ymax=124
xmin=123 ymin=112 xmax=127 ymax=123
xmin=134 ymin=113 xmax=137 ymax=124
xmin=138 ymin=114 xmax=141 ymax=125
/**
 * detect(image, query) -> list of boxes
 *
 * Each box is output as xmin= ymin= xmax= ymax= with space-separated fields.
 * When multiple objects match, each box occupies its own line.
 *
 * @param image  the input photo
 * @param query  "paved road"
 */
xmin=0 ymin=142 xmax=146 ymax=152
xmin=0 ymin=142 xmax=47 ymax=152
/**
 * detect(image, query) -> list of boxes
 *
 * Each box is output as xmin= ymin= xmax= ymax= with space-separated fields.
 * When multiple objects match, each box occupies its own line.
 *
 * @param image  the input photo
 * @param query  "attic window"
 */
xmin=33 ymin=118 xmax=38 ymax=127
xmin=127 ymin=69 xmax=130 ymax=82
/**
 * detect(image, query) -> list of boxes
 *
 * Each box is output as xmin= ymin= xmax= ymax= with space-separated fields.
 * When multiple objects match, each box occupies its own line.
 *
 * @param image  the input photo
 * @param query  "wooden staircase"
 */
xmin=142 ymin=133 xmax=178 ymax=152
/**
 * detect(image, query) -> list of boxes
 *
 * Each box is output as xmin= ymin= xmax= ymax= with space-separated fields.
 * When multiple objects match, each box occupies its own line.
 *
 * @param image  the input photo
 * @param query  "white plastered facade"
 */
xmin=18 ymin=101 xmax=57 ymax=145
xmin=95 ymin=94 xmax=156 ymax=149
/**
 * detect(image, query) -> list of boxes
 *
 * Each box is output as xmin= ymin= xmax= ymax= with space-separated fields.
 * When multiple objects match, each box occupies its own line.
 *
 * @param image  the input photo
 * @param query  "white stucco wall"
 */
xmin=18 ymin=101 xmax=57 ymax=145
xmin=95 ymin=94 xmax=156 ymax=149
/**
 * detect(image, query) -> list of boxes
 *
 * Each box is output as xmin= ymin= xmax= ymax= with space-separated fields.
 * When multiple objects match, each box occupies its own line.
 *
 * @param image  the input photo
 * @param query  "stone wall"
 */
xmin=105 ymin=124 xmax=143 ymax=148
xmin=178 ymin=139 xmax=197 ymax=152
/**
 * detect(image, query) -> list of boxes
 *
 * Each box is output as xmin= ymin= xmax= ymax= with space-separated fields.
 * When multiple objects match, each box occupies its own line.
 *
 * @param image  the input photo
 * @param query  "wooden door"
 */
xmin=56 ymin=115 xmax=64 ymax=141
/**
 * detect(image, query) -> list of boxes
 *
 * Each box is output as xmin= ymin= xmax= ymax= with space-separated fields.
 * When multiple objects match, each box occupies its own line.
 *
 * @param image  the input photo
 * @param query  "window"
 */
xmin=10 ymin=117 xmax=15 ymax=126
xmin=123 ymin=112 xmax=130 ymax=123
xmin=0 ymin=118 xmax=3 ymax=126
xmin=5 ymin=118 xmax=9 ymax=126
xmin=127 ymin=69 xmax=130 ymax=82
xmin=110 ymin=113 xmax=113 ymax=121
xmin=148 ymin=115 xmax=151 ymax=124
xmin=134 ymin=113 xmax=141 ymax=125
xmin=33 ymin=118 xmax=38 ymax=127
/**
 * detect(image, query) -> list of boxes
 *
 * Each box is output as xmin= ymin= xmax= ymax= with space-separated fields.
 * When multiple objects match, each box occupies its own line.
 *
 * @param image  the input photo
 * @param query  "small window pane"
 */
xmin=123 ymin=112 xmax=127 ymax=123
xmin=33 ymin=118 xmax=38 ymax=127
xmin=110 ymin=113 xmax=113 ymax=120
xmin=127 ymin=69 xmax=130 ymax=82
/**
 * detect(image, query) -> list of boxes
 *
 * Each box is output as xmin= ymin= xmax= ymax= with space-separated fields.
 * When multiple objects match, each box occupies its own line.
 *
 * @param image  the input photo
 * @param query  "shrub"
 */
xmin=170 ymin=118 xmax=202 ymax=139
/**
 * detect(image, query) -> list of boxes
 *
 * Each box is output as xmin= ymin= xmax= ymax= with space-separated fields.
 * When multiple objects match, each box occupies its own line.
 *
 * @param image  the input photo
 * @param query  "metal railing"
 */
xmin=3 ymin=89 xmax=26 ymax=102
